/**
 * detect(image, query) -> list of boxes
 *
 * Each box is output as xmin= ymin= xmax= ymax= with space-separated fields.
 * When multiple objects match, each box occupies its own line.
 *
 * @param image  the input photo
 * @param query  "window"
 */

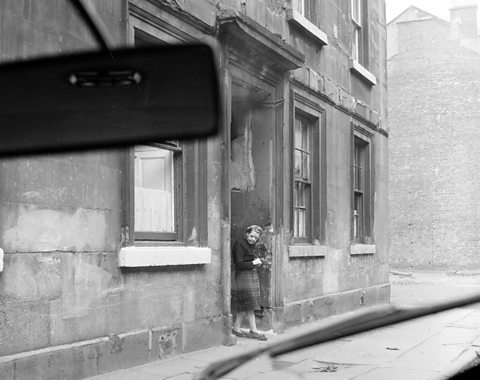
xmin=119 ymin=8 xmax=211 ymax=267
xmin=287 ymin=0 xmax=328 ymax=45
xmin=134 ymin=143 xmax=181 ymax=241
xmin=290 ymin=94 xmax=326 ymax=246
xmin=123 ymin=138 xmax=209 ymax=247
xmin=352 ymin=128 xmax=373 ymax=244
xmin=293 ymin=0 xmax=316 ymax=22
xmin=293 ymin=115 xmax=312 ymax=241
xmin=351 ymin=0 xmax=368 ymax=66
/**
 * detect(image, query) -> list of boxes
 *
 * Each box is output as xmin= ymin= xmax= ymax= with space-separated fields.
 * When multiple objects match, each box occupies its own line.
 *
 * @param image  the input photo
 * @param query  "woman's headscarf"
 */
xmin=246 ymin=225 xmax=263 ymax=235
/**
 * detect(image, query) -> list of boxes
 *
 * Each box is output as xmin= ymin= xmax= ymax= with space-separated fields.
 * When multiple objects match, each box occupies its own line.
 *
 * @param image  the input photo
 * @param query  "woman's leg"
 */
xmin=246 ymin=310 xmax=259 ymax=333
xmin=233 ymin=311 xmax=245 ymax=332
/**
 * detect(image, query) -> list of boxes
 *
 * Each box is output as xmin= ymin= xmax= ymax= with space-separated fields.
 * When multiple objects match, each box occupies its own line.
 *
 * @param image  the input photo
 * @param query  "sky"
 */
xmin=385 ymin=0 xmax=470 ymax=22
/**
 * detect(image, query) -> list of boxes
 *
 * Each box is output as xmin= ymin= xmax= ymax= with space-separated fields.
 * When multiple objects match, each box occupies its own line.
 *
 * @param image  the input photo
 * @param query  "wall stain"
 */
xmin=3 ymin=206 xmax=107 ymax=252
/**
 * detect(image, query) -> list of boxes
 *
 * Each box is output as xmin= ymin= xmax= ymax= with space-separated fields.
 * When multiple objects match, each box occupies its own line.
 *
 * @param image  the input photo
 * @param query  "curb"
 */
xmin=433 ymin=347 xmax=480 ymax=379
xmin=447 ymin=270 xmax=480 ymax=277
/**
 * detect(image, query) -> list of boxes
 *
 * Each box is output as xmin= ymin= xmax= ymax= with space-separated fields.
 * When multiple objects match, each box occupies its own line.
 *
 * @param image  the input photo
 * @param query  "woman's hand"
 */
xmin=252 ymin=258 xmax=262 ymax=266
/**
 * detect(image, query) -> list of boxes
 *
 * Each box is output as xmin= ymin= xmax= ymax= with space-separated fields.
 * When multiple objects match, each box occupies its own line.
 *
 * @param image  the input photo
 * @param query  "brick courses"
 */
xmin=388 ymin=10 xmax=480 ymax=269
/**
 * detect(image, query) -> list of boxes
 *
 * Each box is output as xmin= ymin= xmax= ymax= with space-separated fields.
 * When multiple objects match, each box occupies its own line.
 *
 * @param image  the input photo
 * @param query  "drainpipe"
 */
xmin=220 ymin=51 xmax=235 ymax=346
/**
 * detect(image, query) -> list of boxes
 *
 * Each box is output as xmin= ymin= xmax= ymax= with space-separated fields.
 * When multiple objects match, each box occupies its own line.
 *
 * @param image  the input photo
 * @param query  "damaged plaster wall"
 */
xmin=230 ymin=111 xmax=255 ymax=192
xmin=0 ymin=150 xmax=123 ymax=356
xmin=3 ymin=207 xmax=108 ymax=252
xmin=230 ymin=89 xmax=274 ymax=240
xmin=0 ymin=149 xmax=225 ymax=358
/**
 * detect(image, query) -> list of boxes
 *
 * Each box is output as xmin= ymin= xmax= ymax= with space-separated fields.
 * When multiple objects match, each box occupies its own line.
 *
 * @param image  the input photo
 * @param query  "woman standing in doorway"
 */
xmin=232 ymin=225 xmax=267 ymax=341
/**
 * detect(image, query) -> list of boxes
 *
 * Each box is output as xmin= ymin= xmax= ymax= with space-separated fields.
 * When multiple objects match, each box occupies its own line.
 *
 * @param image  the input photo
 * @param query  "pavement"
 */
xmin=87 ymin=270 xmax=480 ymax=380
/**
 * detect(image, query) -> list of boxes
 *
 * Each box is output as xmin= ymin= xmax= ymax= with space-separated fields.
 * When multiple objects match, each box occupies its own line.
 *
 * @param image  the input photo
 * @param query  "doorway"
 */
xmin=230 ymin=81 xmax=275 ymax=329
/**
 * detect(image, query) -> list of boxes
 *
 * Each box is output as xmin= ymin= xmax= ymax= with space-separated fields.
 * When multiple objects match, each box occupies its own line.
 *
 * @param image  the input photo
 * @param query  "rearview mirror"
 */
xmin=0 ymin=44 xmax=220 ymax=155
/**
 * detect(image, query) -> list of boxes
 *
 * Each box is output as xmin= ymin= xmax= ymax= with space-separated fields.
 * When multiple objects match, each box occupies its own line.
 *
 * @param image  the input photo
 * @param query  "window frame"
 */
xmin=293 ymin=114 xmax=313 ymax=242
xmin=351 ymin=125 xmax=374 ymax=244
xmin=351 ymin=0 xmax=369 ymax=68
xmin=292 ymin=0 xmax=316 ymax=23
xmin=290 ymin=92 xmax=326 ymax=245
xmin=133 ymin=142 xmax=183 ymax=242
xmin=123 ymin=138 xmax=208 ymax=247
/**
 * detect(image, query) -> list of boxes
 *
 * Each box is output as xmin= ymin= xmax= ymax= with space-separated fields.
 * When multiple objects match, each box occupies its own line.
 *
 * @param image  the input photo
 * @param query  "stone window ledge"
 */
xmin=119 ymin=246 xmax=211 ymax=267
xmin=350 ymin=244 xmax=376 ymax=255
xmin=286 ymin=8 xmax=328 ymax=46
xmin=289 ymin=245 xmax=327 ymax=258
xmin=349 ymin=59 xmax=377 ymax=85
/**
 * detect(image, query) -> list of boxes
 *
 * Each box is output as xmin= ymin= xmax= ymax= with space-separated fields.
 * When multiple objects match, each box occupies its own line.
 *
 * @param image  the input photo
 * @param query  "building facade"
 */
xmin=388 ymin=2 xmax=480 ymax=269
xmin=0 ymin=0 xmax=388 ymax=378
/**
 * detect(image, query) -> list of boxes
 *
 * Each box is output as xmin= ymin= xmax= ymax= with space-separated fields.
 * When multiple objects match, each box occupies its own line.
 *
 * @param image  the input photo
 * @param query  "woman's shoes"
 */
xmin=246 ymin=330 xmax=267 ymax=341
xmin=232 ymin=329 xmax=268 ymax=341
xmin=232 ymin=329 xmax=246 ymax=338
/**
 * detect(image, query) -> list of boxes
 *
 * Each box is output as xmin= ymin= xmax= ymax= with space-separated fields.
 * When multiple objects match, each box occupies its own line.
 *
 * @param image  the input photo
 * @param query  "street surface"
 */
xmin=88 ymin=270 xmax=480 ymax=379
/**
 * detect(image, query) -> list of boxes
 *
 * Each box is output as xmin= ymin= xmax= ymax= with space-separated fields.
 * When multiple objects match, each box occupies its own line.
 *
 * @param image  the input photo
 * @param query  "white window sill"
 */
xmin=286 ymin=8 xmax=328 ymax=46
xmin=350 ymin=244 xmax=376 ymax=255
xmin=289 ymin=245 xmax=327 ymax=258
xmin=349 ymin=59 xmax=377 ymax=85
xmin=119 ymin=246 xmax=211 ymax=267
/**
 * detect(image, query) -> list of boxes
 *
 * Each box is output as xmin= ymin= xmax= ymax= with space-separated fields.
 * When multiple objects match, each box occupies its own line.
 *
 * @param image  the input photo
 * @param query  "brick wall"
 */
xmin=389 ymin=18 xmax=480 ymax=269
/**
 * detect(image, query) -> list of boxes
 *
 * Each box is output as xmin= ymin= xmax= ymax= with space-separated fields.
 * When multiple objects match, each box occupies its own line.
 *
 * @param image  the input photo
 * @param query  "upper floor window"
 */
xmin=352 ymin=127 xmax=373 ymax=243
xmin=287 ymin=0 xmax=328 ymax=45
xmin=351 ymin=0 xmax=368 ymax=67
xmin=293 ymin=0 xmax=316 ymax=22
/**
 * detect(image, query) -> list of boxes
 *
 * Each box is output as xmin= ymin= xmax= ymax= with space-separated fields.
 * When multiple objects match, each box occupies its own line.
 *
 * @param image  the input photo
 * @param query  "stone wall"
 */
xmin=0 ymin=1 xmax=226 ymax=378
xmin=0 ymin=0 xmax=390 ymax=377
xmin=389 ymin=17 xmax=480 ymax=269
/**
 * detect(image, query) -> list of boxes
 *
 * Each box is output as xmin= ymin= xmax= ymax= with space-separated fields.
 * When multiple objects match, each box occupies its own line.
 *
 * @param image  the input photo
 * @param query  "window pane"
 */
xmin=302 ymin=152 xmax=310 ymax=180
xmin=134 ymin=145 xmax=175 ymax=233
xmin=354 ymin=193 xmax=363 ymax=239
xmin=293 ymin=182 xmax=311 ymax=238
xmin=294 ymin=209 xmax=299 ymax=237
xmin=354 ymin=165 xmax=362 ymax=191
xmin=304 ymin=0 xmax=312 ymax=20
xmin=296 ymin=181 xmax=305 ymax=207
xmin=294 ymin=181 xmax=311 ymax=239
xmin=293 ymin=181 xmax=298 ymax=206
xmin=295 ymin=116 xmax=310 ymax=180
xmin=354 ymin=142 xmax=364 ymax=191
xmin=353 ymin=211 xmax=358 ymax=239
xmin=293 ymin=0 xmax=305 ymax=15
xmin=352 ymin=0 xmax=361 ymax=24
xmin=302 ymin=123 xmax=309 ymax=151
xmin=298 ymin=209 xmax=306 ymax=238
xmin=294 ymin=149 xmax=302 ymax=177
xmin=294 ymin=119 xmax=303 ymax=149
xmin=353 ymin=28 xmax=360 ymax=61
